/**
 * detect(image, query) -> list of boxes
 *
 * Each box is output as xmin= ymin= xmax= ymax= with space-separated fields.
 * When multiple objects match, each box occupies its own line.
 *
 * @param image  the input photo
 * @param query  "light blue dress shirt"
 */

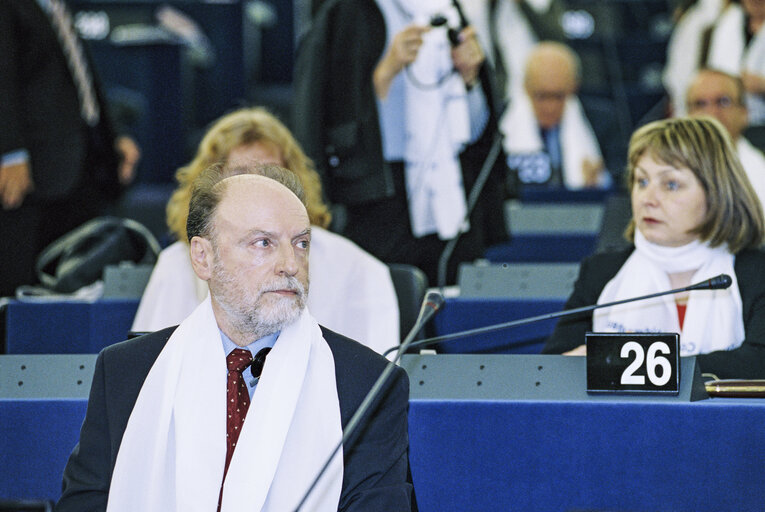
xmin=220 ymin=330 xmax=278 ymax=400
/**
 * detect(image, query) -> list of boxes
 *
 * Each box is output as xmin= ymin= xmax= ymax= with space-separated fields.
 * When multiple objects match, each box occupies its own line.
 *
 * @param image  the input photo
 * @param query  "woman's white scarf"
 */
xmin=499 ymin=93 xmax=603 ymax=189
xmin=377 ymin=0 xmax=470 ymax=239
xmin=593 ymin=230 xmax=744 ymax=356
xmin=107 ymin=297 xmax=343 ymax=511
xmin=707 ymin=3 xmax=765 ymax=124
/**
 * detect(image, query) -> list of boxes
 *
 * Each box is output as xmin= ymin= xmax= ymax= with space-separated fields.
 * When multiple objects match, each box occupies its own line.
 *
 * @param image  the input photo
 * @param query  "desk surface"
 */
xmin=3 ymin=353 xmax=763 ymax=510
xmin=408 ymin=397 xmax=765 ymax=512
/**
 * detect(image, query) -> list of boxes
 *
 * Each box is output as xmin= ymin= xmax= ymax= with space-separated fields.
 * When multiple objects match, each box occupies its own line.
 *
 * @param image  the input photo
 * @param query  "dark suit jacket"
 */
xmin=0 ymin=0 xmax=119 ymax=200
xmin=56 ymin=326 xmax=412 ymax=511
xmin=542 ymin=247 xmax=765 ymax=379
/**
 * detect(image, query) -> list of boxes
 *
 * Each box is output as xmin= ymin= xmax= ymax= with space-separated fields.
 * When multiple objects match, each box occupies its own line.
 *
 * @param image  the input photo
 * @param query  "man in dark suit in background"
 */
xmin=56 ymin=164 xmax=411 ymax=511
xmin=0 ymin=0 xmax=140 ymax=296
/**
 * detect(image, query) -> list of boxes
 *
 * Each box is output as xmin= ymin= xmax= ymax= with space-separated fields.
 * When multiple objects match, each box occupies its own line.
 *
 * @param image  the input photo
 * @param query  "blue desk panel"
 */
xmin=0 ymin=400 xmax=88 ymax=501
xmin=485 ymin=234 xmax=597 ymax=263
xmin=520 ymin=188 xmax=613 ymax=203
xmin=433 ymin=298 xmax=565 ymax=354
xmin=409 ymin=398 xmax=765 ymax=512
xmin=5 ymin=299 xmax=139 ymax=354
xmin=3 ymin=395 xmax=764 ymax=508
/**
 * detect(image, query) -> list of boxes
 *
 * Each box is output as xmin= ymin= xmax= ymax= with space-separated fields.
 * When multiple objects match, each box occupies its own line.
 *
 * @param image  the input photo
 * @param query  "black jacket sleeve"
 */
xmin=324 ymin=327 xmax=412 ymax=511
xmin=56 ymin=329 xmax=174 ymax=512
xmin=56 ymin=351 xmax=111 ymax=512
xmin=696 ymin=249 xmax=765 ymax=379
xmin=542 ymin=249 xmax=632 ymax=354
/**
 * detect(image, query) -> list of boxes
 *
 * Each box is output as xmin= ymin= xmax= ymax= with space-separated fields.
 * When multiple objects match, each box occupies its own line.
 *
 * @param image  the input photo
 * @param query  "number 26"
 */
xmin=620 ymin=341 xmax=672 ymax=386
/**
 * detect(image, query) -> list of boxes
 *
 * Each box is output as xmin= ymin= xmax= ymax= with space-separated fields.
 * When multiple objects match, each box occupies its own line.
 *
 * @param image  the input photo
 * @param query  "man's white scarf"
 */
xmin=107 ymin=297 xmax=343 ymax=511
xmin=377 ymin=0 xmax=470 ymax=239
xmin=500 ymin=93 xmax=603 ymax=189
xmin=593 ymin=230 xmax=744 ymax=356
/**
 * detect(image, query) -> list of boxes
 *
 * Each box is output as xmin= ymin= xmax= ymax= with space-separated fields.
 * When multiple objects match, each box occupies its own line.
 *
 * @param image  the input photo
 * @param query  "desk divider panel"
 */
xmin=0 ymin=354 xmax=97 ymax=399
xmin=400 ymin=354 xmax=708 ymax=402
xmin=457 ymin=262 xmax=579 ymax=299
xmin=1 ymin=355 xmax=97 ymax=501
xmin=505 ymin=201 xmax=604 ymax=235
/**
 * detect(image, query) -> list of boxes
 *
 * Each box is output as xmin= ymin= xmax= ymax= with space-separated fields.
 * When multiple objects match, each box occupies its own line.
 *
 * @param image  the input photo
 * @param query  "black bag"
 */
xmin=35 ymin=217 xmax=160 ymax=294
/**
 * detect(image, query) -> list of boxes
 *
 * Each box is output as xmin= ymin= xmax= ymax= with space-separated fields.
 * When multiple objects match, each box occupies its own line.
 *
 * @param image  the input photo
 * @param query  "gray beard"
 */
xmin=210 ymin=262 xmax=308 ymax=341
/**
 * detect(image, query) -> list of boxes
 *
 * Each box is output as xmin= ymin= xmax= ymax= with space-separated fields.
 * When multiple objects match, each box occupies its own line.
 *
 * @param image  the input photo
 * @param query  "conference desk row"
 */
xmin=3 ymin=296 xmax=565 ymax=355
xmin=1 ymin=353 xmax=764 ymax=511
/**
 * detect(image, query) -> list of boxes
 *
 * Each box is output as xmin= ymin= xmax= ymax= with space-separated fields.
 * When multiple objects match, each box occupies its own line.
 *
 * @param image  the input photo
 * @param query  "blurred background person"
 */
xmin=662 ymin=0 xmax=725 ymax=118
xmin=462 ymin=0 xmax=566 ymax=107
xmin=543 ymin=116 xmax=765 ymax=379
xmin=0 ymin=0 xmax=140 ymax=297
xmin=706 ymin=0 xmax=765 ymax=126
xmin=686 ymin=68 xmax=765 ymax=206
xmin=292 ymin=0 xmax=508 ymax=286
xmin=132 ymin=107 xmax=399 ymax=355
xmin=501 ymin=41 xmax=610 ymax=191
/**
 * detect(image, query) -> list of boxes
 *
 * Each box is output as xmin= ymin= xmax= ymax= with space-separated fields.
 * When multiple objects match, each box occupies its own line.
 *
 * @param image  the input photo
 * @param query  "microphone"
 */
xmin=686 ymin=273 xmax=732 ymax=291
xmin=249 ymin=347 xmax=271 ymax=382
xmin=412 ymin=290 xmax=447 ymax=333
xmin=292 ymin=291 xmax=445 ymax=511
xmin=434 ymin=1 xmax=508 ymax=290
xmin=384 ymin=273 xmax=732 ymax=357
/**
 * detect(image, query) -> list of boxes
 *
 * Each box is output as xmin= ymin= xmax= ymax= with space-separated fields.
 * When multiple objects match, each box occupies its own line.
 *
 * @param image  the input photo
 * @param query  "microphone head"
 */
xmin=424 ymin=291 xmax=445 ymax=312
xmin=687 ymin=274 xmax=732 ymax=291
xmin=709 ymin=274 xmax=733 ymax=289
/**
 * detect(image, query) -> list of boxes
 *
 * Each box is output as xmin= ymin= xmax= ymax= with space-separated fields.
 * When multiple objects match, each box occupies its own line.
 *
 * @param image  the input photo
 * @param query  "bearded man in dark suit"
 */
xmin=56 ymin=163 xmax=411 ymax=511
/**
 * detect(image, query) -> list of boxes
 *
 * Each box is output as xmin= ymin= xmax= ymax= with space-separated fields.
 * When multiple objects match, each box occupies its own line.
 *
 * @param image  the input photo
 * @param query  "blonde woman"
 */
xmin=132 ymin=107 xmax=399 ymax=354
xmin=543 ymin=116 xmax=765 ymax=378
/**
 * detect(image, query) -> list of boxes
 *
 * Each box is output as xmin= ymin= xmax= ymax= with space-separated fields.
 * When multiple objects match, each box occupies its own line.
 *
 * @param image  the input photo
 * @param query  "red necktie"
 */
xmin=218 ymin=348 xmax=253 ymax=511
xmin=224 ymin=348 xmax=253 ymax=476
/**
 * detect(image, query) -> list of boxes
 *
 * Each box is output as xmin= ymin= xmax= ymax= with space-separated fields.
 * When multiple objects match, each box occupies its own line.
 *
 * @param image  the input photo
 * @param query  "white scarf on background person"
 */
xmin=742 ymin=18 xmax=765 ymax=125
xmin=377 ymin=0 xmax=470 ymax=239
xmin=107 ymin=297 xmax=343 ymax=512
xmin=593 ymin=230 xmax=744 ymax=356
xmin=500 ymin=93 xmax=603 ymax=189
xmin=462 ymin=0 xmax=548 ymax=101
xmin=662 ymin=0 xmax=724 ymax=117
xmin=707 ymin=3 xmax=765 ymax=124
xmin=706 ymin=3 xmax=745 ymax=76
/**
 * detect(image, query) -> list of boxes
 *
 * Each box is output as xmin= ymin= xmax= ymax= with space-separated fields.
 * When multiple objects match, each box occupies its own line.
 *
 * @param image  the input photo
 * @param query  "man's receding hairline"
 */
xmin=526 ymin=43 xmax=578 ymax=86
xmin=687 ymin=69 xmax=743 ymax=105
xmin=216 ymin=173 xmax=303 ymax=204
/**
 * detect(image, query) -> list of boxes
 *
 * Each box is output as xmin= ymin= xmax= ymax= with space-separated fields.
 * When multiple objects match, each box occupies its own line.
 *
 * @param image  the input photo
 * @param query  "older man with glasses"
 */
xmin=686 ymin=67 xmax=765 ymax=209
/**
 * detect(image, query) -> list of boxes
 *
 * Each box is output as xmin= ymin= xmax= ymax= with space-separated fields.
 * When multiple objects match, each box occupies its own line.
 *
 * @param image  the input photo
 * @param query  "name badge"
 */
xmin=586 ymin=332 xmax=680 ymax=395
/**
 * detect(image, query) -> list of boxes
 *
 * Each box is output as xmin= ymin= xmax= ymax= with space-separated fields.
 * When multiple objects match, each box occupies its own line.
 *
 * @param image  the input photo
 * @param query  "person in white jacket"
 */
xmin=706 ymin=0 xmax=765 ymax=125
xmin=132 ymin=107 xmax=400 ymax=355
xmin=686 ymin=68 xmax=765 ymax=209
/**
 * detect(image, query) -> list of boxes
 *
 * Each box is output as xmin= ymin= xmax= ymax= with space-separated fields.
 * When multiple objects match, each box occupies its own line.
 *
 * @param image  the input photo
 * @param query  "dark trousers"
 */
xmin=342 ymin=162 xmax=483 ymax=287
xmin=0 ymin=185 xmax=105 ymax=297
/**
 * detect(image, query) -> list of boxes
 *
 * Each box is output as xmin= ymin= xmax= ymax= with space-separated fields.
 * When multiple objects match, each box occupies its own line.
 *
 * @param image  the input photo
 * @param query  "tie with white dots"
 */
xmin=224 ymin=348 xmax=253 ymax=477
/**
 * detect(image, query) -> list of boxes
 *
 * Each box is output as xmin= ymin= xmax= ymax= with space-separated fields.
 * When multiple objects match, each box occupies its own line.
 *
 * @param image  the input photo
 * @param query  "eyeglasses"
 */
xmin=689 ymin=96 xmax=740 ymax=110
xmin=530 ymin=91 xmax=569 ymax=103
